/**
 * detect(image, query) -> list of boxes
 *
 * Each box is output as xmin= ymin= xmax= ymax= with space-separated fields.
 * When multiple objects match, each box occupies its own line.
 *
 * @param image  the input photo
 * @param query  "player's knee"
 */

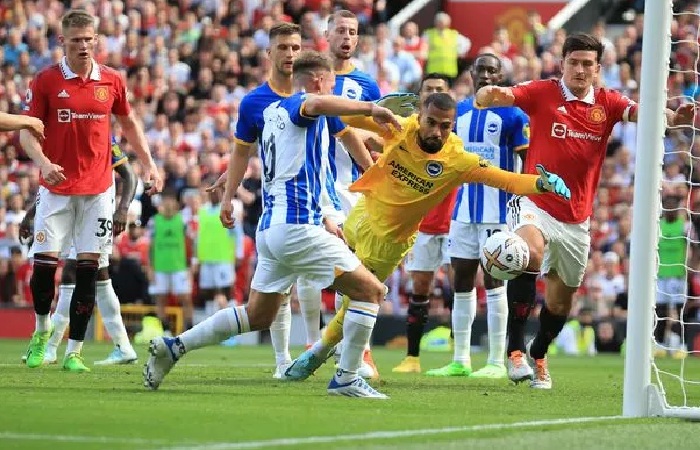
xmin=246 ymin=293 xmax=282 ymax=331
xmin=407 ymin=295 xmax=429 ymax=325
xmin=410 ymin=272 xmax=433 ymax=295
xmin=515 ymin=227 xmax=544 ymax=270
xmin=543 ymin=272 xmax=576 ymax=316
xmin=61 ymin=259 xmax=77 ymax=285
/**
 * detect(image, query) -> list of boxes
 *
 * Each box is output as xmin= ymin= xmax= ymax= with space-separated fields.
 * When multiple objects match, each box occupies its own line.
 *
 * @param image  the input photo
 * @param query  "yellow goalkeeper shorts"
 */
xmin=343 ymin=196 xmax=415 ymax=282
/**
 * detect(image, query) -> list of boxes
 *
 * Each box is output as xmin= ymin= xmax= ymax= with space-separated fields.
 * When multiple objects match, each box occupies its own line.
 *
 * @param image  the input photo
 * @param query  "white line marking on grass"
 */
xmin=161 ymin=415 xmax=627 ymax=450
xmin=0 ymin=432 xmax=168 ymax=445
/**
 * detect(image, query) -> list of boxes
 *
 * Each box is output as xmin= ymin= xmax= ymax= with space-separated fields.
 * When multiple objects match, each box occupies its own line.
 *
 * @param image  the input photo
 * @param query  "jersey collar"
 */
xmin=60 ymin=56 xmax=101 ymax=81
xmin=335 ymin=64 xmax=355 ymax=75
xmin=559 ymin=79 xmax=594 ymax=104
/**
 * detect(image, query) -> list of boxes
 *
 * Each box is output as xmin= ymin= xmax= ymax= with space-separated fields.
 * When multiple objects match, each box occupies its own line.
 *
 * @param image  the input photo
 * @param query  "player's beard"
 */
xmin=418 ymin=135 xmax=443 ymax=154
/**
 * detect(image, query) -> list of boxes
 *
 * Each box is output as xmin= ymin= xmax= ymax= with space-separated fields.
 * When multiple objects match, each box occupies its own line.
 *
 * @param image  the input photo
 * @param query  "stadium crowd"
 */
xmin=0 ymin=0 xmax=699 ymax=350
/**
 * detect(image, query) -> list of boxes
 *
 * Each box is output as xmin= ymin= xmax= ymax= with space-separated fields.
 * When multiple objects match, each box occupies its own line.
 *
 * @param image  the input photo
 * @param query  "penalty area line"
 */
xmin=160 ymin=415 xmax=627 ymax=450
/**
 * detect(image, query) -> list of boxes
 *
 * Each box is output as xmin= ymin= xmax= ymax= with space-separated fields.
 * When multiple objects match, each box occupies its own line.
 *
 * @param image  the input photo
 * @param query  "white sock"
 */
xmin=338 ymin=301 xmax=379 ymax=379
xmin=35 ymin=314 xmax=51 ymax=333
xmin=310 ymin=339 xmax=333 ymax=358
xmin=296 ymin=280 xmax=322 ymax=345
xmin=65 ymin=339 xmax=83 ymax=355
xmin=96 ymin=280 xmax=135 ymax=354
xmin=452 ymin=290 xmax=476 ymax=366
xmin=179 ymin=306 xmax=250 ymax=352
xmin=486 ymin=286 xmax=508 ymax=366
xmin=46 ymin=285 xmax=73 ymax=348
xmin=269 ymin=300 xmax=291 ymax=365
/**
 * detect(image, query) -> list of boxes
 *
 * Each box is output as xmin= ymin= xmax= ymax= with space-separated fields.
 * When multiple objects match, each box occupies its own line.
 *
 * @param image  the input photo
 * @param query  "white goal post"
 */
xmin=623 ymin=0 xmax=700 ymax=419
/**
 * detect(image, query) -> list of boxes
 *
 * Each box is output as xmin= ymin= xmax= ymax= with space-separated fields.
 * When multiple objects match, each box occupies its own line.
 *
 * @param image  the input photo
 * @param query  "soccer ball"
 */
xmin=480 ymin=231 xmax=530 ymax=281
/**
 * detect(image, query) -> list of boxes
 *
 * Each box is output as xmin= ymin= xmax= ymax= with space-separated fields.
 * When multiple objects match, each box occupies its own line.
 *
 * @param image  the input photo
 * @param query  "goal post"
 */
xmin=623 ymin=0 xmax=700 ymax=419
xmin=622 ymin=0 xmax=671 ymax=418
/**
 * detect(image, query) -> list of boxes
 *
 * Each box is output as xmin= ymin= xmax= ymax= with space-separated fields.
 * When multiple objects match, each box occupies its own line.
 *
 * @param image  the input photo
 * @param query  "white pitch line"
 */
xmin=160 ymin=415 xmax=627 ymax=450
xmin=0 ymin=432 xmax=168 ymax=445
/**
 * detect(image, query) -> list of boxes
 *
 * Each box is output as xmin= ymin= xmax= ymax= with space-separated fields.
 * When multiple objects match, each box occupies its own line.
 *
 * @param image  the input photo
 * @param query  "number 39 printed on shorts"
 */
xmin=95 ymin=217 xmax=113 ymax=237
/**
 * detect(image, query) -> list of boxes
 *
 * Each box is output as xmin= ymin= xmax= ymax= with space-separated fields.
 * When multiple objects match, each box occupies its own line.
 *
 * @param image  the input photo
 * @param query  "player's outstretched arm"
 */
xmin=113 ymin=161 xmax=137 ymax=236
xmin=0 ymin=112 xmax=44 ymax=138
xmin=220 ymin=141 xmax=254 ymax=229
xmin=303 ymin=95 xmax=402 ymax=133
xmin=464 ymin=158 xmax=571 ymax=199
xmin=338 ymin=128 xmax=374 ymax=170
xmin=116 ymin=111 xmax=162 ymax=194
xmin=475 ymin=85 xmax=515 ymax=108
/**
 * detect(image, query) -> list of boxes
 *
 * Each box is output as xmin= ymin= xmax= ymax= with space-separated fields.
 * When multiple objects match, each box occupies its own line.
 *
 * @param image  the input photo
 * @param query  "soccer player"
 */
xmin=20 ymin=136 xmax=139 ymax=365
xmin=284 ymin=92 xmax=572 ymax=382
xmin=320 ymin=8 xmax=384 ymax=380
xmin=20 ymin=9 xmax=161 ymax=372
xmin=212 ymin=23 xmax=372 ymax=378
xmin=391 ymin=73 xmax=456 ymax=374
xmin=427 ymin=53 xmax=529 ymax=379
xmin=474 ymin=33 xmax=694 ymax=388
xmin=144 ymin=51 xmax=399 ymax=398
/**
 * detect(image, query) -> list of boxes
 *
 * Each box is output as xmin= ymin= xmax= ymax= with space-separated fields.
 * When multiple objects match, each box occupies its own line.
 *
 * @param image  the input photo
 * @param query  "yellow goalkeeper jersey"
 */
xmin=347 ymin=114 xmax=543 ymax=242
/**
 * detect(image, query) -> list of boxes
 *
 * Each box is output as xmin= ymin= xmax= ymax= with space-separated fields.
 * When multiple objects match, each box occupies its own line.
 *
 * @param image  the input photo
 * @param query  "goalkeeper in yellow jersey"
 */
xmin=284 ymin=92 xmax=571 ymax=382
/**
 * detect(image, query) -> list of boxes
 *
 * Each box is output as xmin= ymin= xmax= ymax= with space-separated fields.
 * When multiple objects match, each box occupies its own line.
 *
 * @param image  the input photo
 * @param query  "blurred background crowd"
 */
xmin=0 ymin=0 xmax=699 ymax=352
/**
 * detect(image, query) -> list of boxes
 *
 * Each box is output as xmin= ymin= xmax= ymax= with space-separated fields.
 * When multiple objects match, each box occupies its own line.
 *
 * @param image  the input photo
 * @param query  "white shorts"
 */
xmin=657 ymin=277 xmax=686 ymax=305
xmin=335 ymin=186 xmax=361 ymax=217
xmin=32 ymin=186 xmax=115 ymax=257
xmin=448 ymin=221 xmax=508 ymax=260
xmin=405 ymin=232 xmax=450 ymax=272
xmin=199 ymin=262 xmax=235 ymax=289
xmin=251 ymin=224 xmax=361 ymax=294
xmin=507 ymin=196 xmax=590 ymax=288
xmin=321 ymin=205 xmax=346 ymax=227
xmin=149 ymin=271 xmax=191 ymax=296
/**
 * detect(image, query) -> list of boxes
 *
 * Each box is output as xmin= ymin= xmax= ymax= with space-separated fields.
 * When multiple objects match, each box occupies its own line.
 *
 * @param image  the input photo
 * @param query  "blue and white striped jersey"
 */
xmin=234 ymin=82 xmax=287 ymax=148
xmin=331 ymin=66 xmax=381 ymax=193
xmin=453 ymin=97 xmax=530 ymax=224
xmin=258 ymin=93 xmax=347 ymax=231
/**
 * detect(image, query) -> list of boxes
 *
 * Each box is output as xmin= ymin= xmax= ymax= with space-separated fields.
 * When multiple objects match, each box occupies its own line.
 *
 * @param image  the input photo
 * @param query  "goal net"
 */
xmin=623 ymin=0 xmax=700 ymax=418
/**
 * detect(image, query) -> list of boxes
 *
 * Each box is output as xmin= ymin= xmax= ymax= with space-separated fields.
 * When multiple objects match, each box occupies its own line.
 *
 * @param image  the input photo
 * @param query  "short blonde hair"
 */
xmin=292 ymin=50 xmax=333 ymax=76
xmin=61 ymin=9 xmax=95 ymax=31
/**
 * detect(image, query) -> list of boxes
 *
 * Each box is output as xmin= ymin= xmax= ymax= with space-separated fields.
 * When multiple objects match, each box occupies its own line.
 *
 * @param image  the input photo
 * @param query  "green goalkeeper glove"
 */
xmin=375 ymin=93 xmax=419 ymax=117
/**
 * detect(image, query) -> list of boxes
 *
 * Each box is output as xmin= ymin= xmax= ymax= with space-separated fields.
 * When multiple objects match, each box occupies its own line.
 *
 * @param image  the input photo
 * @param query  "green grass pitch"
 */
xmin=1 ymin=339 xmax=699 ymax=449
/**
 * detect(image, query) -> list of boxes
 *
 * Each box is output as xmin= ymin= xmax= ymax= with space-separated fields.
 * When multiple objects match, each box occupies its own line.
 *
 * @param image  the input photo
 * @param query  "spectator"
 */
xmin=422 ymin=12 xmax=470 ymax=82
xmin=595 ymin=319 xmax=624 ymax=354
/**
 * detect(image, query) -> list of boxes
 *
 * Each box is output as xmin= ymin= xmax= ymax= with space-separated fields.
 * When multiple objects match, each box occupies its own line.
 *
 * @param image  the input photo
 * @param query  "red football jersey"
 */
xmin=511 ymin=79 xmax=637 ymax=223
xmin=25 ymin=57 xmax=131 ymax=195
xmin=419 ymin=188 xmax=458 ymax=234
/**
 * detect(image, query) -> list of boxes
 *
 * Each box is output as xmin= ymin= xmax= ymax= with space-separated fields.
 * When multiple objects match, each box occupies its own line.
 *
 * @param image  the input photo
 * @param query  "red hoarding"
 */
xmin=445 ymin=0 xmax=568 ymax=56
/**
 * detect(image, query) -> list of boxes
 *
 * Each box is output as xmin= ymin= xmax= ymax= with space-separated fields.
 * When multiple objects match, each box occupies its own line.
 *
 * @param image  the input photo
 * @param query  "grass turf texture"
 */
xmin=0 ymin=339 xmax=698 ymax=449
